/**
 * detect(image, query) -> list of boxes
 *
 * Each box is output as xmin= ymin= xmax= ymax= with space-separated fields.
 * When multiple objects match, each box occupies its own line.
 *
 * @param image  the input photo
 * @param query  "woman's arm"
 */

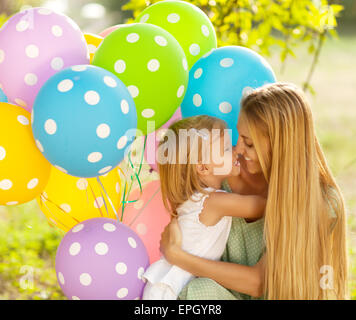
xmin=160 ymin=218 xmax=265 ymax=298
xmin=170 ymin=249 xmax=264 ymax=297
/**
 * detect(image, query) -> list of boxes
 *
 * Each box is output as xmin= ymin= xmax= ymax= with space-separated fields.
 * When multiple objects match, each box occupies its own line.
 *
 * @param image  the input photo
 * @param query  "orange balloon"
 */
xmin=0 ymin=102 xmax=51 ymax=205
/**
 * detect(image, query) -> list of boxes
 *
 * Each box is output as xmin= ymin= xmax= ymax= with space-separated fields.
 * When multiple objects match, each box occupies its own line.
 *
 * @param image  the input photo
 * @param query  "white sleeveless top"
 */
xmin=142 ymin=187 xmax=232 ymax=298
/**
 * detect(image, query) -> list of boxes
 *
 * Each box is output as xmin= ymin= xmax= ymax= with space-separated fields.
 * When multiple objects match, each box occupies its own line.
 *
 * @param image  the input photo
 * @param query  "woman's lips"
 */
xmin=237 ymin=154 xmax=252 ymax=162
xmin=233 ymin=159 xmax=240 ymax=167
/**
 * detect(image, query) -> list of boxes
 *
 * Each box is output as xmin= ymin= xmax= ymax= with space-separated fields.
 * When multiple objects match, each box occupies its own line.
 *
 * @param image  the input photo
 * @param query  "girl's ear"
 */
xmin=196 ymin=163 xmax=210 ymax=176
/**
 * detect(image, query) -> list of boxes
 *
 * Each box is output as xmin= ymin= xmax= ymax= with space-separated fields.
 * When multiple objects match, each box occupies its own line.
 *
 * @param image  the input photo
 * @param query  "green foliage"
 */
xmin=124 ymin=0 xmax=342 ymax=53
xmin=0 ymin=202 xmax=65 ymax=299
xmin=122 ymin=0 xmax=343 ymax=92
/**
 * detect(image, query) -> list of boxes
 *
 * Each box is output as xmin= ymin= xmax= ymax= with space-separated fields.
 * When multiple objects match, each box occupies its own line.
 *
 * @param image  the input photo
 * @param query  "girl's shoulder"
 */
xmin=177 ymin=187 xmax=226 ymax=216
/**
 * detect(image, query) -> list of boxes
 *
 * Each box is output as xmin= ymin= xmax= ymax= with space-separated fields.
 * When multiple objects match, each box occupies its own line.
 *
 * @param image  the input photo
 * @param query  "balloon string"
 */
xmin=96 ymin=176 xmax=119 ymax=220
xmin=99 ymin=186 xmax=110 ymax=218
xmin=88 ymin=180 xmax=104 ymax=217
xmin=128 ymin=185 xmax=160 ymax=227
xmin=85 ymin=185 xmax=89 ymax=204
xmin=39 ymin=193 xmax=77 ymax=231
xmin=120 ymin=135 xmax=147 ymax=222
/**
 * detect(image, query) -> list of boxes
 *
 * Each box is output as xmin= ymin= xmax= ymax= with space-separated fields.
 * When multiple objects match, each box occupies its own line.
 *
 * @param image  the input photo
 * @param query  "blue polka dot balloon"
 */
xmin=32 ymin=65 xmax=137 ymax=178
xmin=181 ymin=46 xmax=276 ymax=145
xmin=0 ymin=87 xmax=8 ymax=103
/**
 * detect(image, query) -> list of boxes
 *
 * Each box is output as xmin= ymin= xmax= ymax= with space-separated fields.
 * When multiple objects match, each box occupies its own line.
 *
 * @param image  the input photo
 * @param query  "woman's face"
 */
xmin=234 ymin=115 xmax=267 ymax=175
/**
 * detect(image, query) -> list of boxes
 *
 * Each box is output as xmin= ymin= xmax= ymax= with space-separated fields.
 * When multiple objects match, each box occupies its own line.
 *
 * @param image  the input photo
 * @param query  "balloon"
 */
xmin=0 ymin=102 xmax=51 ymax=205
xmin=0 ymin=87 xmax=7 ymax=103
xmin=0 ymin=7 xmax=89 ymax=112
xmin=38 ymin=166 xmax=123 ymax=232
xmin=135 ymin=0 xmax=217 ymax=69
xmin=181 ymin=46 xmax=276 ymax=145
xmin=84 ymin=33 xmax=103 ymax=63
xmin=98 ymin=24 xmax=123 ymax=38
xmin=55 ymin=217 xmax=149 ymax=300
xmin=122 ymin=180 xmax=171 ymax=264
xmin=32 ymin=65 xmax=137 ymax=178
xmin=92 ymin=23 xmax=189 ymax=135
xmin=144 ymin=107 xmax=182 ymax=172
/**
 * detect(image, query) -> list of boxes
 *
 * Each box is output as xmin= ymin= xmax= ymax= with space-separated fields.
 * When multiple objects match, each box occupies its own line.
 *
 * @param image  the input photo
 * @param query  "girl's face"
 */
xmin=208 ymin=133 xmax=240 ymax=178
xmin=234 ymin=116 xmax=265 ymax=175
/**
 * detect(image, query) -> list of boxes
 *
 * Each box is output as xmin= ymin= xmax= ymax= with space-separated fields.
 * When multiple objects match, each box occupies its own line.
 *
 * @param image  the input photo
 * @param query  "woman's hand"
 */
xmin=159 ymin=218 xmax=183 ymax=264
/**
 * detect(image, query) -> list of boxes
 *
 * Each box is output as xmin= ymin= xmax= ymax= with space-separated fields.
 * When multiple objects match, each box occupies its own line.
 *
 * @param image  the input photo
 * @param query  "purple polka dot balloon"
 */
xmin=0 ymin=7 xmax=89 ymax=112
xmin=55 ymin=218 xmax=149 ymax=300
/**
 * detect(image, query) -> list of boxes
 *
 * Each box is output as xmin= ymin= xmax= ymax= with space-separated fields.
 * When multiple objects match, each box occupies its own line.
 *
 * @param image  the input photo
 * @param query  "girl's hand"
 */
xmin=159 ymin=218 xmax=183 ymax=264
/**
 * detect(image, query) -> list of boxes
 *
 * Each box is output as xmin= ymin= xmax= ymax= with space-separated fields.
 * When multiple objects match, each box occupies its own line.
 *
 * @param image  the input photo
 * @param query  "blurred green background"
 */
xmin=0 ymin=0 xmax=355 ymax=299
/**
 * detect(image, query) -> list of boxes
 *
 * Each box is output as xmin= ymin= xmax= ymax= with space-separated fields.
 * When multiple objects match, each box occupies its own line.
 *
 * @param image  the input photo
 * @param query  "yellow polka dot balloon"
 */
xmin=0 ymin=102 xmax=51 ymax=205
xmin=37 ymin=165 xmax=123 ymax=232
xmin=84 ymin=33 xmax=103 ymax=63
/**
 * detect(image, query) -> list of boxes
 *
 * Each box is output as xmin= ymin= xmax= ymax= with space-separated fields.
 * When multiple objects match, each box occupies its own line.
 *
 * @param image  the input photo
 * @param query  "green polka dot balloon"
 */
xmin=135 ymin=0 xmax=217 ymax=69
xmin=92 ymin=23 xmax=188 ymax=135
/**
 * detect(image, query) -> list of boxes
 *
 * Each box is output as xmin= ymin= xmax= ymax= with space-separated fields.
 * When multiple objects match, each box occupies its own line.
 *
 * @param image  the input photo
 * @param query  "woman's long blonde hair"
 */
xmin=241 ymin=83 xmax=348 ymax=299
xmin=158 ymin=115 xmax=227 ymax=216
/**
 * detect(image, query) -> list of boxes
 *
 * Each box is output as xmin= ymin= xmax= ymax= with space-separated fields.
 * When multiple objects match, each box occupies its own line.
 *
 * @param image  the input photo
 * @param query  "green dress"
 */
xmin=178 ymin=180 xmax=265 ymax=300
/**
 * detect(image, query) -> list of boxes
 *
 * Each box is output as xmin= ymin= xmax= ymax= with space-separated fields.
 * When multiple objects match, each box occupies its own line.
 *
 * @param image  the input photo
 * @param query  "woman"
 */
xmin=160 ymin=83 xmax=348 ymax=300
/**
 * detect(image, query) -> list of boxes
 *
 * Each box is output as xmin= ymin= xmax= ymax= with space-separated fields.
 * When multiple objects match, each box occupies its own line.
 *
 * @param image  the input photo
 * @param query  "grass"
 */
xmin=0 ymin=32 xmax=355 ymax=300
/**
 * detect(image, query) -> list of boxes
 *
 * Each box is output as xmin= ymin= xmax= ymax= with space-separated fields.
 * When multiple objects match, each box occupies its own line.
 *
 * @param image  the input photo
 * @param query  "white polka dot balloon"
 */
xmin=32 ymin=65 xmax=137 ymax=178
xmin=181 ymin=46 xmax=276 ymax=145
xmin=55 ymin=218 xmax=149 ymax=300
xmin=37 ymin=166 xmax=123 ymax=232
xmin=0 ymin=102 xmax=51 ymax=205
xmin=92 ymin=23 xmax=188 ymax=135
xmin=122 ymin=180 xmax=171 ymax=264
xmin=0 ymin=7 xmax=89 ymax=112
xmin=135 ymin=0 xmax=217 ymax=69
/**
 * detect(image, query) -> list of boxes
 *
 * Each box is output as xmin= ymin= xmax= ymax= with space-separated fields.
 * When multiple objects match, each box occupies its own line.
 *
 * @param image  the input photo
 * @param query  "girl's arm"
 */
xmin=160 ymin=218 xmax=265 ymax=298
xmin=203 ymin=192 xmax=266 ymax=222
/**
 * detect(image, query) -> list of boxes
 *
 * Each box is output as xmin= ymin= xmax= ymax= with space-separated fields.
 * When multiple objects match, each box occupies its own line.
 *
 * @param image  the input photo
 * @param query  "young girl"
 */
xmin=142 ymin=115 xmax=266 ymax=300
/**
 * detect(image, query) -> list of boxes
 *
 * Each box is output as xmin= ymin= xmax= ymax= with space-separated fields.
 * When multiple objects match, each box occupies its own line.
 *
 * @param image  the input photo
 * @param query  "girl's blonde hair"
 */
xmin=240 ymin=82 xmax=348 ymax=299
xmin=158 ymin=115 xmax=227 ymax=216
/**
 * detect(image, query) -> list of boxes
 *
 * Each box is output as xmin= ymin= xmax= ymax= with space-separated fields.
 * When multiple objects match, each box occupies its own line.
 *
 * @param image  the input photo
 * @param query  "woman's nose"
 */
xmin=234 ymin=138 xmax=244 ymax=155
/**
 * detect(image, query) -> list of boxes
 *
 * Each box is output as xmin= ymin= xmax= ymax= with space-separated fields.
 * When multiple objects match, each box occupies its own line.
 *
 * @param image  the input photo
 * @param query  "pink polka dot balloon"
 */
xmin=144 ymin=107 xmax=182 ymax=172
xmin=0 ymin=7 xmax=89 ymax=111
xmin=98 ymin=24 xmax=124 ymax=38
xmin=55 ymin=218 xmax=149 ymax=300
xmin=122 ymin=180 xmax=171 ymax=264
